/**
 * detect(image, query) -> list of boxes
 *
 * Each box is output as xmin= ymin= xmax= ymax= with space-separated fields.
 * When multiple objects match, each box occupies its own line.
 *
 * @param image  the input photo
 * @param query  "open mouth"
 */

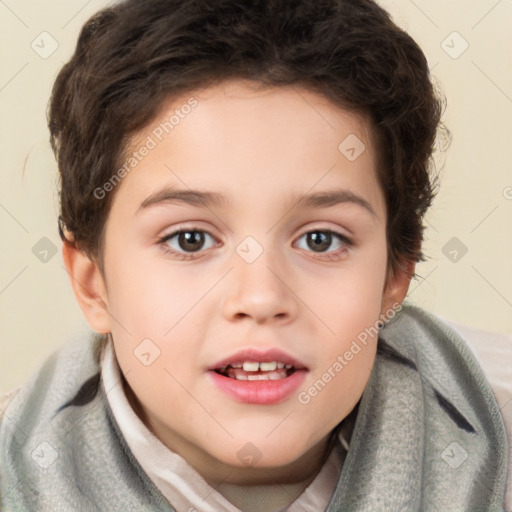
xmin=208 ymin=350 xmax=308 ymax=404
xmin=214 ymin=361 xmax=296 ymax=381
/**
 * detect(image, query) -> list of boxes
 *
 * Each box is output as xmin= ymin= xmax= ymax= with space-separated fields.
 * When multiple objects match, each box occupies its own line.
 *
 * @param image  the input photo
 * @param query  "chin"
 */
xmin=206 ymin=434 xmax=316 ymax=470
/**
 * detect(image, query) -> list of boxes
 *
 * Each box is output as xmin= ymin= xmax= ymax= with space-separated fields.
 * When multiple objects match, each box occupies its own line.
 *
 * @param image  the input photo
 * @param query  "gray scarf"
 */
xmin=0 ymin=304 xmax=507 ymax=511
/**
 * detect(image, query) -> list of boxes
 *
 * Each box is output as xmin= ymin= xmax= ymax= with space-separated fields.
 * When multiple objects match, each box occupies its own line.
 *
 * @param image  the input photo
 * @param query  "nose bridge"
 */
xmin=222 ymin=236 xmax=297 ymax=323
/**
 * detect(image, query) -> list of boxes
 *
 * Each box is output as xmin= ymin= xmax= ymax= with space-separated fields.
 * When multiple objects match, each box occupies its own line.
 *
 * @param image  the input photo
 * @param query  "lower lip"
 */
xmin=208 ymin=369 xmax=307 ymax=405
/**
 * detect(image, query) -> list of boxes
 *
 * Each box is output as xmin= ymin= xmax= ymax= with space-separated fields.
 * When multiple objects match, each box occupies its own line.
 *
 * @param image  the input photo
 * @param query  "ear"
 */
xmin=380 ymin=257 xmax=416 ymax=316
xmin=62 ymin=242 xmax=110 ymax=334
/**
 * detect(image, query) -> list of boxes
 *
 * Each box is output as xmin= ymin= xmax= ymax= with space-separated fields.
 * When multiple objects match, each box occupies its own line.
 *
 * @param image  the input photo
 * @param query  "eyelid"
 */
xmin=293 ymin=228 xmax=353 ymax=249
xmin=160 ymin=228 xmax=215 ymax=241
xmin=157 ymin=224 xmax=354 ymax=261
xmin=157 ymin=222 xmax=220 ymax=241
xmin=157 ymin=227 xmax=219 ymax=260
xmin=296 ymin=230 xmax=354 ymax=264
xmin=293 ymin=223 xmax=354 ymax=243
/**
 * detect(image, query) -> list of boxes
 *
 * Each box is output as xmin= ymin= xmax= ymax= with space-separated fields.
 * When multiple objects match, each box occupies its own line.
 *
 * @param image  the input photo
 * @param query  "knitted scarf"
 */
xmin=0 ymin=304 xmax=507 ymax=511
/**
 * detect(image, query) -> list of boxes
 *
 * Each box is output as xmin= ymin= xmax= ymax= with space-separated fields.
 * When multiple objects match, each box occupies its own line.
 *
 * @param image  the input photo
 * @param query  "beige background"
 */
xmin=1 ymin=0 xmax=511 ymax=394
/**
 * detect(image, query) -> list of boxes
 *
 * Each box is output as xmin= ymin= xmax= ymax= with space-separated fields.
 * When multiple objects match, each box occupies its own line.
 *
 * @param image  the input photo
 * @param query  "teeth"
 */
xmin=241 ymin=361 xmax=285 ymax=372
xmin=216 ymin=361 xmax=297 ymax=380
xmin=229 ymin=368 xmax=289 ymax=381
xmin=242 ymin=361 xmax=260 ymax=372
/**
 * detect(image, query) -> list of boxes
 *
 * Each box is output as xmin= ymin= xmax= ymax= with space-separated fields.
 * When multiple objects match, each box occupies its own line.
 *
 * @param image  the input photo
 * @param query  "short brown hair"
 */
xmin=49 ymin=0 xmax=446 ymax=275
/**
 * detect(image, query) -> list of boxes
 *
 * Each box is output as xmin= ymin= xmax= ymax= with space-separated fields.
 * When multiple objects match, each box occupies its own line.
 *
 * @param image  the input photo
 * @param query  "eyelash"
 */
xmin=157 ymin=229 xmax=217 ymax=261
xmin=156 ymin=227 xmax=354 ymax=261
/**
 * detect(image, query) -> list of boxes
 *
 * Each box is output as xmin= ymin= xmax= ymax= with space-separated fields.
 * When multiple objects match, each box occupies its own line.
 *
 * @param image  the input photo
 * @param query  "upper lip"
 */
xmin=208 ymin=348 xmax=308 ymax=371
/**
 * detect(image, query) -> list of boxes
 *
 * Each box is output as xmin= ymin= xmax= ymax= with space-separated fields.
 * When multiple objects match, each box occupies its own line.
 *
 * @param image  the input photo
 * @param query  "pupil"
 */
xmin=179 ymin=231 xmax=204 ymax=252
xmin=308 ymin=231 xmax=331 ymax=252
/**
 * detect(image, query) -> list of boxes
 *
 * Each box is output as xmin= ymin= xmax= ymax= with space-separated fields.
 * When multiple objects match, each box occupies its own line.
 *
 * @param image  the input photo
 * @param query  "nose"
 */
xmin=222 ymin=247 xmax=298 ymax=325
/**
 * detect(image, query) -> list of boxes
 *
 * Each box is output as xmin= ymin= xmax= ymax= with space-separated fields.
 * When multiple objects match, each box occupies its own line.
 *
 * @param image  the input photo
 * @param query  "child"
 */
xmin=0 ymin=0 xmax=509 ymax=510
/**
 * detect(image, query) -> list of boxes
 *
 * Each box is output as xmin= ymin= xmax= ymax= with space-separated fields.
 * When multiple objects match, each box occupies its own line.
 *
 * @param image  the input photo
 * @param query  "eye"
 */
xmin=294 ymin=229 xmax=352 ymax=255
xmin=159 ymin=229 xmax=216 ymax=256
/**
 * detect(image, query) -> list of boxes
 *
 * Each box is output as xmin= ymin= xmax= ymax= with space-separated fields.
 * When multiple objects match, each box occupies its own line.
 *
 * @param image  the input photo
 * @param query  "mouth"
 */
xmin=214 ymin=361 xmax=297 ymax=381
xmin=208 ymin=348 xmax=308 ymax=404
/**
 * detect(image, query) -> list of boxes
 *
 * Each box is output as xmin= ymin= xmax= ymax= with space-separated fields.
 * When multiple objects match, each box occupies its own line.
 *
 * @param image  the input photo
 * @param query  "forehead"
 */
xmin=112 ymin=79 xmax=384 ymax=218
xmin=146 ymin=78 xmax=374 ymax=147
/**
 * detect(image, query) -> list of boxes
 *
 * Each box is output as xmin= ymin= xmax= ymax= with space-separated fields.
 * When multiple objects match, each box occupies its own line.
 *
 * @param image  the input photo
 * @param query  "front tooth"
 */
xmin=243 ymin=361 xmax=260 ymax=372
xmin=247 ymin=374 xmax=260 ymax=381
xmin=277 ymin=362 xmax=285 ymax=369
xmin=235 ymin=373 xmax=248 ymax=381
xmin=260 ymin=361 xmax=277 ymax=371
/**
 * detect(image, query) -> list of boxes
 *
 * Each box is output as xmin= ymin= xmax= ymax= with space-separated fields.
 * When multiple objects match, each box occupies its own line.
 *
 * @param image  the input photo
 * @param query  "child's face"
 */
xmin=83 ymin=80 xmax=410 ymax=481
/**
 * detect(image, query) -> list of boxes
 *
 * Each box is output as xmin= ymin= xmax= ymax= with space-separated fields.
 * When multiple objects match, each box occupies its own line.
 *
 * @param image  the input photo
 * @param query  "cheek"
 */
xmin=298 ymin=308 xmax=379 ymax=437
xmin=104 ymin=248 xmax=215 ymax=338
xmin=299 ymin=237 xmax=387 ymax=416
xmin=103 ymin=255 xmax=211 ymax=408
xmin=310 ymin=236 xmax=388 ymax=336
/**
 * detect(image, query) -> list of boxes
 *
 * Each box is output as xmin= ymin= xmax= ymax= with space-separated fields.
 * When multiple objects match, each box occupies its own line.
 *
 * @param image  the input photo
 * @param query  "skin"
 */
xmin=64 ymin=79 xmax=414 ymax=510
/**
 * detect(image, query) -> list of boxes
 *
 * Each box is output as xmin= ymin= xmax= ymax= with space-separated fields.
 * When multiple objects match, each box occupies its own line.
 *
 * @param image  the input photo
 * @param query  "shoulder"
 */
xmin=417 ymin=308 xmax=512 ymax=512
xmin=0 ymin=330 xmax=106 ymax=439
xmin=0 ymin=330 xmax=108 ymax=509
xmin=434 ymin=315 xmax=512 ymax=512
xmin=0 ymin=333 xmax=175 ymax=511
xmin=434 ymin=315 xmax=512 ymax=408
xmin=389 ymin=303 xmax=512 ymax=423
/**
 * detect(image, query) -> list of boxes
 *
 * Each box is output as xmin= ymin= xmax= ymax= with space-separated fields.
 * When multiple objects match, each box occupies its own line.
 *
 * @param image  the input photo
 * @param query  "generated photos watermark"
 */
xmin=93 ymin=97 xmax=198 ymax=200
xmin=297 ymin=302 xmax=402 ymax=405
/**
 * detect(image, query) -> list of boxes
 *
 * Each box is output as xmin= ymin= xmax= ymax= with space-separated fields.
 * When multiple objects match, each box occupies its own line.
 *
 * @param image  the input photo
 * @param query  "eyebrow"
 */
xmin=137 ymin=187 xmax=376 ymax=217
xmin=292 ymin=189 xmax=376 ymax=217
xmin=138 ymin=189 xmax=229 ymax=212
